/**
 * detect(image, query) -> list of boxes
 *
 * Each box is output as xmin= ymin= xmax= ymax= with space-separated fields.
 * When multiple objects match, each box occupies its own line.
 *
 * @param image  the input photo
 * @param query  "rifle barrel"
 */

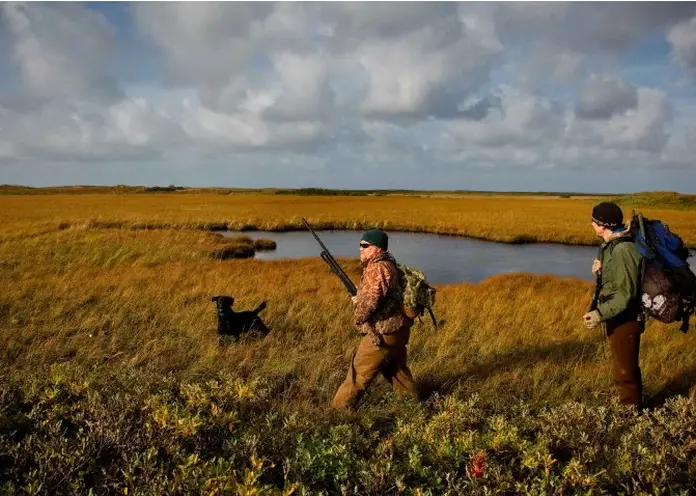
xmin=304 ymin=217 xmax=357 ymax=296
xmin=302 ymin=218 xmax=330 ymax=252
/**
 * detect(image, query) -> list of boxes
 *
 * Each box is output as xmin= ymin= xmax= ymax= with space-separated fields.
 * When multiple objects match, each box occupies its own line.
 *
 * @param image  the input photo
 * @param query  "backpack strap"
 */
xmin=634 ymin=212 xmax=657 ymax=260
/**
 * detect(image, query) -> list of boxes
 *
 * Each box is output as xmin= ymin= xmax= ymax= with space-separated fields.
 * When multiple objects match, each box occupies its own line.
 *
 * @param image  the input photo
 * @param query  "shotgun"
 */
xmin=301 ymin=218 xmax=357 ymax=296
xmin=302 ymin=218 xmax=383 ymax=346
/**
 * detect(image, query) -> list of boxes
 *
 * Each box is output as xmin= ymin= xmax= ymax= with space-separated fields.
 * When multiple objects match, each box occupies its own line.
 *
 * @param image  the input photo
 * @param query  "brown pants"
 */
xmin=606 ymin=318 xmax=644 ymax=407
xmin=332 ymin=328 xmax=417 ymax=409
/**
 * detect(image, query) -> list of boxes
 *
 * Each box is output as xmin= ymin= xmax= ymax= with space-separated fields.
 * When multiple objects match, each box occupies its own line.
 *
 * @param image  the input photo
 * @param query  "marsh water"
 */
xmin=221 ymin=230 xmax=603 ymax=285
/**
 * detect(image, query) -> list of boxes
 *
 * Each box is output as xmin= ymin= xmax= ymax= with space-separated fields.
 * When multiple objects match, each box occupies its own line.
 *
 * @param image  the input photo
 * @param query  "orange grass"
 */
xmin=2 ymin=193 xmax=696 ymax=246
xmin=1 ymin=220 xmax=695 ymax=408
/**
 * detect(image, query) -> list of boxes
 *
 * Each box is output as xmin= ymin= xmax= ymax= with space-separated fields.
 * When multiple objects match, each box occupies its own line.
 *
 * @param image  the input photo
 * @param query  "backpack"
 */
xmin=628 ymin=211 xmax=696 ymax=332
xmin=396 ymin=264 xmax=438 ymax=327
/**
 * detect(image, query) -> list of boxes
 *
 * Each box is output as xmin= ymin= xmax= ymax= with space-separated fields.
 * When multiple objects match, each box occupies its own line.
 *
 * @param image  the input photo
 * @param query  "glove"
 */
xmin=583 ymin=310 xmax=602 ymax=329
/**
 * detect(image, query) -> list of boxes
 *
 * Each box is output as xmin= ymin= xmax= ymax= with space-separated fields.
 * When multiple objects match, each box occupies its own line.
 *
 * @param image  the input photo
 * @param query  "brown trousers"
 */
xmin=606 ymin=318 xmax=644 ymax=407
xmin=332 ymin=327 xmax=417 ymax=409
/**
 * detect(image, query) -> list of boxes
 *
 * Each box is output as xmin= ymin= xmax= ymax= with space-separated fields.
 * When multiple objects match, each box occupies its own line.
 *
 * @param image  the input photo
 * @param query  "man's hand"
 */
xmin=369 ymin=332 xmax=384 ymax=347
xmin=351 ymin=295 xmax=358 ymax=305
xmin=591 ymin=259 xmax=602 ymax=276
xmin=583 ymin=310 xmax=602 ymax=329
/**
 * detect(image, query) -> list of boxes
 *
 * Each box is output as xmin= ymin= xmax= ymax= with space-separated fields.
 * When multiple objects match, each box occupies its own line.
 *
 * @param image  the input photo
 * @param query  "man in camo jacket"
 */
xmin=332 ymin=229 xmax=418 ymax=409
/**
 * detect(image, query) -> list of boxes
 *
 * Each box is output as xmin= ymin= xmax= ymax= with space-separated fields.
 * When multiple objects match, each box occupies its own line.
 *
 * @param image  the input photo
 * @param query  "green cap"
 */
xmin=361 ymin=229 xmax=388 ymax=250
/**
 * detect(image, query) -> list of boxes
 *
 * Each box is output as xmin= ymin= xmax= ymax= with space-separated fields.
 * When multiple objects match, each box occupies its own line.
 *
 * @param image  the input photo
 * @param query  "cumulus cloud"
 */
xmin=575 ymin=75 xmax=638 ymax=120
xmin=604 ymin=88 xmax=673 ymax=152
xmin=491 ymin=2 xmax=696 ymax=88
xmin=132 ymin=3 xmax=275 ymax=88
xmin=1 ymin=3 xmax=121 ymax=103
xmin=436 ymin=86 xmax=566 ymax=149
xmin=181 ymin=100 xmax=324 ymax=151
xmin=494 ymin=2 xmax=695 ymax=55
xmin=668 ymin=16 xmax=696 ymax=77
xmin=0 ymin=98 xmax=187 ymax=161
xmin=0 ymin=1 xmax=695 ymax=190
xmin=352 ymin=7 xmax=503 ymax=119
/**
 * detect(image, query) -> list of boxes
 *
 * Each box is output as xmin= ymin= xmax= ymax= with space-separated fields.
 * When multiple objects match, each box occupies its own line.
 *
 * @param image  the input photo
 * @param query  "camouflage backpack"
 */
xmin=396 ymin=264 xmax=437 ymax=327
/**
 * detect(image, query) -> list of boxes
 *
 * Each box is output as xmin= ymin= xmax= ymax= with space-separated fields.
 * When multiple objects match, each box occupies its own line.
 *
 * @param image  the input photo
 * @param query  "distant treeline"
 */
xmin=273 ymin=187 xmax=602 ymax=197
xmin=0 ymin=184 xmax=603 ymax=197
xmin=0 ymin=184 xmax=188 ymax=195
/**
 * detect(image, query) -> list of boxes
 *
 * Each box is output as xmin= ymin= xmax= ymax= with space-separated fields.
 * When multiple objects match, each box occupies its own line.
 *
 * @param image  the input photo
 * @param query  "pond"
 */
xmin=221 ymin=230 xmax=604 ymax=284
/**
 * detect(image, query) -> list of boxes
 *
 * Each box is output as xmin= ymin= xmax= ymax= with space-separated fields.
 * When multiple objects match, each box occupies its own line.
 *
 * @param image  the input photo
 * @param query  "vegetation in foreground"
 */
xmin=1 ymin=193 xmax=696 ymax=493
xmin=2 ymin=366 xmax=695 ymax=495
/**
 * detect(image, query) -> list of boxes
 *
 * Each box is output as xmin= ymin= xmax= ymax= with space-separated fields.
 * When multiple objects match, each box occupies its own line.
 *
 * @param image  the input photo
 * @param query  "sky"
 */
xmin=1 ymin=1 xmax=696 ymax=193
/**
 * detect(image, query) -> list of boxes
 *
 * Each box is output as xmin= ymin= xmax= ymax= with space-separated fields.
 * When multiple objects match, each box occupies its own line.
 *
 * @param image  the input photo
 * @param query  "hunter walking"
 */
xmin=332 ymin=229 xmax=418 ymax=409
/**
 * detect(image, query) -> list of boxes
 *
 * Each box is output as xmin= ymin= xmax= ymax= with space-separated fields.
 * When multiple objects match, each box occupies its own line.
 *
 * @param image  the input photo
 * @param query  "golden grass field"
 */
xmin=2 ymin=190 xmax=696 ymax=492
xmin=2 ymin=190 xmax=696 ymax=406
xmin=2 ymin=190 xmax=696 ymax=246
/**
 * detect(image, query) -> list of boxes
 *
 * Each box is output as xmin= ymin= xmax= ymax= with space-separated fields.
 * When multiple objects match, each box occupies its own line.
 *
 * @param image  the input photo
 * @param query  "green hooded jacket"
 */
xmin=597 ymin=236 xmax=644 ymax=321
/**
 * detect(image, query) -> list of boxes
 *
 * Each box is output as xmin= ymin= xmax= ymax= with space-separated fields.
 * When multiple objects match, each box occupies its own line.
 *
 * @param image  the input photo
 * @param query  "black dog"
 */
xmin=211 ymin=295 xmax=270 ymax=338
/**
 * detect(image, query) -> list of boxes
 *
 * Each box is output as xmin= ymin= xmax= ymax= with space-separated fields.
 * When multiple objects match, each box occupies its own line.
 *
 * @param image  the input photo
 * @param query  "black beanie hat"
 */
xmin=592 ymin=202 xmax=624 ymax=229
xmin=360 ymin=229 xmax=388 ymax=250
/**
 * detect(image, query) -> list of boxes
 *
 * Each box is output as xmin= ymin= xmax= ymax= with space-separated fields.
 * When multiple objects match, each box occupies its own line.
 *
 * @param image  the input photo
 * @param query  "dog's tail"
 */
xmin=253 ymin=301 xmax=267 ymax=314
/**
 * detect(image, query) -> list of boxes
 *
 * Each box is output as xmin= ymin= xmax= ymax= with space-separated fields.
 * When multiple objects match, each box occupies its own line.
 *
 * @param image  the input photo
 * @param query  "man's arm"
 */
xmin=596 ymin=245 xmax=642 ymax=320
xmin=354 ymin=262 xmax=393 ymax=325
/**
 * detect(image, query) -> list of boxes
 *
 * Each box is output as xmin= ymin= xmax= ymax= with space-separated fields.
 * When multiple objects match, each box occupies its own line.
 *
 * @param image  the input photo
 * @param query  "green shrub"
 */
xmin=1 ymin=368 xmax=695 ymax=494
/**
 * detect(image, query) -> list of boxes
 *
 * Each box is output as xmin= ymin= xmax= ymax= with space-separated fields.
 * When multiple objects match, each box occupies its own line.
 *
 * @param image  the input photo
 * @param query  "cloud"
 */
xmin=134 ymin=2 xmax=504 ymax=121
xmin=668 ymin=16 xmax=696 ymax=77
xmin=1 ymin=3 xmax=121 ymax=103
xmin=181 ymin=103 xmax=324 ymax=151
xmin=0 ymin=1 xmax=695 ymax=191
xmin=603 ymin=88 xmax=673 ymax=152
xmin=320 ymin=3 xmax=459 ymax=42
xmin=353 ymin=8 xmax=503 ymax=119
xmin=575 ymin=75 xmax=638 ymax=120
xmin=426 ymin=82 xmax=674 ymax=171
xmin=492 ymin=2 xmax=696 ymax=87
xmin=132 ymin=3 xmax=275 ymax=87
xmin=436 ymin=86 xmax=566 ymax=149
xmin=494 ymin=2 xmax=695 ymax=55
xmin=0 ymin=98 xmax=187 ymax=161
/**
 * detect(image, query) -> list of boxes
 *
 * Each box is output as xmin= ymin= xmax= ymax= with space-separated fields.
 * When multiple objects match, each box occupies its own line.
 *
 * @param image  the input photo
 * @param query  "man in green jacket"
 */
xmin=583 ymin=202 xmax=644 ymax=408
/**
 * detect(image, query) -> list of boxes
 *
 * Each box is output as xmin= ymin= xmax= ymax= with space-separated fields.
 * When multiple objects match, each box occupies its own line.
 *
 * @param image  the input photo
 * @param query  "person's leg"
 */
xmin=607 ymin=320 xmax=643 ymax=407
xmin=332 ymin=335 xmax=388 ymax=409
xmin=381 ymin=329 xmax=418 ymax=398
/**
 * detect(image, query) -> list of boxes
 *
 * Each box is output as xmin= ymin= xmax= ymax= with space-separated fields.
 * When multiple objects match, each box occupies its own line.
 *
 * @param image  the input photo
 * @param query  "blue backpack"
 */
xmin=629 ymin=211 xmax=696 ymax=332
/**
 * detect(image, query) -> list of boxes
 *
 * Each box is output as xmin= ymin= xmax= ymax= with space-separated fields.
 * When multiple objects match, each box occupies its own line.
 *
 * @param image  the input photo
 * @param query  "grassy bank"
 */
xmin=2 ymin=192 xmax=696 ymax=247
xmin=1 ymin=193 xmax=696 ymax=493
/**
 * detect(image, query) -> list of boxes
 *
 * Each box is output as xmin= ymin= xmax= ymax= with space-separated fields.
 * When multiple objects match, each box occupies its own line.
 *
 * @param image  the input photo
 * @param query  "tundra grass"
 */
xmin=1 ymin=194 xmax=696 ymax=493
xmin=2 ymin=192 xmax=696 ymax=246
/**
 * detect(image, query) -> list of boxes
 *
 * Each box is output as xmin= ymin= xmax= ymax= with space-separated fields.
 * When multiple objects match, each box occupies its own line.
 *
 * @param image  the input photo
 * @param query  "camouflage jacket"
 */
xmin=354 ymin=252 xmax=409 ymax=335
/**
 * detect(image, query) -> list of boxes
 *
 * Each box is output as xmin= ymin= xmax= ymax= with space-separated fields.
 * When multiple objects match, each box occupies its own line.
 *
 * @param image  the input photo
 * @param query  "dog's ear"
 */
xmin=211 ymin=296 xmax=219 ymax=302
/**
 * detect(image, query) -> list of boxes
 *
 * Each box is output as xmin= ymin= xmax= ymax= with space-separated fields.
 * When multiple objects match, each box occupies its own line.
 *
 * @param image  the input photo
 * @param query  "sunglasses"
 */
xmin=359 ymin=243 xmax=371 ymax=249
